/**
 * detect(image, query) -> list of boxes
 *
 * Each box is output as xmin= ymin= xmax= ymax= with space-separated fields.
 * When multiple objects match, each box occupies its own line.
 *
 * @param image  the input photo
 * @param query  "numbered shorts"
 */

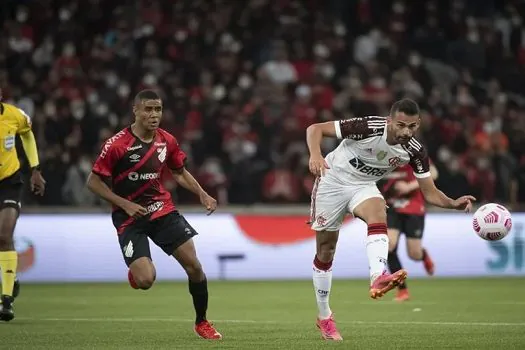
xmin=118 ymin=211 xmax=198 ymax=266
xmin=387 ymin=208 xmax=425 ymax=239
xmin=310 ymin=177 xmax=384 ymax=231
xmin=0 ymin=170 xmax=23 ymax=214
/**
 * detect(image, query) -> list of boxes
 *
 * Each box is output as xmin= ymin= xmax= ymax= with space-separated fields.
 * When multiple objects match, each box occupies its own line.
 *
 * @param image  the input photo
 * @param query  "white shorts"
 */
xmin=309 ymin=176 xmax=384 ymax=231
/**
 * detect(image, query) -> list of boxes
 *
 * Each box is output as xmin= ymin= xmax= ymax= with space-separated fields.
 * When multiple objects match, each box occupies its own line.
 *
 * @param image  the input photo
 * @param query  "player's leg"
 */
xmin=351 ymin=187 xmax=407 ymax=299
xmin=149 ymin=212 xmax=221 ymax=339
xmin=0 ymin=206 xmax=18 ymax=322
xmin=405 ymin=215 xmax=434 ymax=275
xmin=119 ymin=226 xmax=156 ymax=290
xmin=386 ymin=210 xmax=409 ymax=301
xmin=0 ymin=181 xmax=23 ymax=322
xmin=309 ymin=178 xmax=346 ymax=341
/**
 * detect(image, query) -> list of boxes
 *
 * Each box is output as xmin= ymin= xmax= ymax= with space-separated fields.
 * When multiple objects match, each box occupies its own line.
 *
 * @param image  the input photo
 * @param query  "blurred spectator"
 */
xmin=1 ymin=0 xmax=524 ymax=208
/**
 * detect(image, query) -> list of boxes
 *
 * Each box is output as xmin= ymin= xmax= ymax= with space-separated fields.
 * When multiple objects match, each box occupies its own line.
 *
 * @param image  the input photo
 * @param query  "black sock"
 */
xmin=188 ymin=277 xmax=208 ymax=324
xmin=388 ymin=251 xmax=407 ymax=289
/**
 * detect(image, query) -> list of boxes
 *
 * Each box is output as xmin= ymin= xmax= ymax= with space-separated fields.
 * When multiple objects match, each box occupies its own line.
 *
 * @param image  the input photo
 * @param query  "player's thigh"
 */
xmin=148 ymin=212 xmax=201 ymax=271
xmin=386 ymin=209 xmax=402 ymax=251
xmin=349 ymin=185 xmax=387 ymax=224
xmin=118 ymin=224 xmax=153 ymax=270
xmin=0 ymin=182 xmax=22 ymax=245
xmin=310 ymin=178 xmax=350 ymax=232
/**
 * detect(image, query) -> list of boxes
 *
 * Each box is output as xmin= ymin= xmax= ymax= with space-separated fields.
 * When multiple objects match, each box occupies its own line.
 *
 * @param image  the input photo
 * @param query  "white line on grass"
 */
xmin=17 ymin=317 xmax=525 ymax=327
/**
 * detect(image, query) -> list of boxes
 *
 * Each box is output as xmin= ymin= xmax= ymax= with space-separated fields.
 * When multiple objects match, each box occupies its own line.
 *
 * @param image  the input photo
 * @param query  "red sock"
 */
xmin=128 ymin=270 xmax=139 ymax=289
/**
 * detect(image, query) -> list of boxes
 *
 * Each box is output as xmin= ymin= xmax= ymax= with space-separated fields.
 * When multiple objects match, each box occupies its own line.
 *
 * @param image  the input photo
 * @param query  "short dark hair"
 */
xmin=390 ymin=98 xmax=420 ymax=117
xmin=134 ymin=89 xmax=160 ymax=105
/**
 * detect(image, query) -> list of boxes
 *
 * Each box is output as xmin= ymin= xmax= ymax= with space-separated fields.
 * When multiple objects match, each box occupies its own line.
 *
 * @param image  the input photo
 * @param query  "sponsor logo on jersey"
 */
xmin=127 ymin=144 xmax=143 ymax=151
xmin=349 ymin=158 xmax=388 ymax=177
xmin=127 ymin=172 xmax=160 ymax=181
xmin=100 ymin=130 xmax=126 ymax=158
xmin=154 ymin=142 xmax=166 ymax=146
xmin=129 ymin=154 xmax=141 ymax=162
xmin=146 ymin=201 xmax=164 ymax=214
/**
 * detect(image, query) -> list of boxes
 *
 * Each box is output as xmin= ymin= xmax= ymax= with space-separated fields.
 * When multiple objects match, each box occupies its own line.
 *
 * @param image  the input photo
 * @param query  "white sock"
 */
xmin=366 ymin=226 xmax=389 ymax=284
xmin=313 ymin=258 xmax=333 ymax=319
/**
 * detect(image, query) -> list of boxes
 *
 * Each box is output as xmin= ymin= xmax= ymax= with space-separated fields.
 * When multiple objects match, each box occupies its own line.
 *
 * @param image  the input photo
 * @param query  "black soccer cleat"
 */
xmin=13 ymin=279 xmax=20 ymax=299
xmin=0 ymin=295 xmax=15 ymax=322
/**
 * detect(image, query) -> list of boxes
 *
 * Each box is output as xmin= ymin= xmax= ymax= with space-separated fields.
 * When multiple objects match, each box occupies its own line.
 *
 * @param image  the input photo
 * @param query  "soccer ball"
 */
xmin=472 ymin=203 xmax=512 ymax=241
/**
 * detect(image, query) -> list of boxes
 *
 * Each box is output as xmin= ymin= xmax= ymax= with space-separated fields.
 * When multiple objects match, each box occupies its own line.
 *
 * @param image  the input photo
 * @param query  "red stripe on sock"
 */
xmin=367 ymin=223 xmax=387 ymax=236
xmin=313 ymin=255 xmax=332 ymax=271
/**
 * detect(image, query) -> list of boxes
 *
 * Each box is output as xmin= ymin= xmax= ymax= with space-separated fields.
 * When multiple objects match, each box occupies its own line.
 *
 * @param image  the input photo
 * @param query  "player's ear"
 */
xmin=386 ymin=115 xmax=392 ymax=124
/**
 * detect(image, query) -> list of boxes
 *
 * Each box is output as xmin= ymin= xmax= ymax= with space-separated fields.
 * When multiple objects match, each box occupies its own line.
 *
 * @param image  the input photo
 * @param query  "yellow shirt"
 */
xmin=0 ymin=103 xmax=33 ymax=181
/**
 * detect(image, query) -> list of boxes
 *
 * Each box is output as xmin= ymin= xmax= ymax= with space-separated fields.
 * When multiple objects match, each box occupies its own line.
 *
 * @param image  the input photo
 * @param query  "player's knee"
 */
xmin=135 ymin=273 xmax=155 ymax=290
xmin=407 ymin=249 xmax=423 ymax=261
xmin=183 ymin=260 xmax=204 ymax=280
xmin=0 ymin=233 xmax=13 ymax=250
xmin=388 ymin=241 xmax=397 ymax=253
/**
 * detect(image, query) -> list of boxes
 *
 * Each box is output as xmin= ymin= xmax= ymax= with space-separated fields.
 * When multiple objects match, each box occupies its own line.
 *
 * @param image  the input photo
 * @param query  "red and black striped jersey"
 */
xmin=92 ymin=127 xmax=186 ymax=232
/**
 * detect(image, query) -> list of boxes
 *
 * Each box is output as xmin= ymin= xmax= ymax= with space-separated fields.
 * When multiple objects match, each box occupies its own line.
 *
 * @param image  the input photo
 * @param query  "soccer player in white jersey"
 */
xmin=306 ymin=98 xmax=475 ymax=341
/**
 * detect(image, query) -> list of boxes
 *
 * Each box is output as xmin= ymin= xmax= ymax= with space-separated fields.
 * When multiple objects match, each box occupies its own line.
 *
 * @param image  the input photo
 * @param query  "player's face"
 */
xmin=134 ymin=99 xmax=162 ymax=131
xmin=388 ymin=112 xmax=420 ymax=144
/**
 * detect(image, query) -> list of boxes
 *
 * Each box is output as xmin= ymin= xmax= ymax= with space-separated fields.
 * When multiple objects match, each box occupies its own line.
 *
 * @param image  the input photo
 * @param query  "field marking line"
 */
xmin=17 ymin=317 xmax=525 ymax=327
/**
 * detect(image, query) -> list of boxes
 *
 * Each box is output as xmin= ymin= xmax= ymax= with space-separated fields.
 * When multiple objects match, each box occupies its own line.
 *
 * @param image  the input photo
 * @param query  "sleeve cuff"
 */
xmin=414 ymin=171 xmax=431 ymax=179
xmin=334 ymin=121 xmax=342 ymax=139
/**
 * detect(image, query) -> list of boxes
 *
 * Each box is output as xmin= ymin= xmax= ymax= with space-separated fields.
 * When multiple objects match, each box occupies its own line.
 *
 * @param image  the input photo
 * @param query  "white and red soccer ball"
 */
xmin=472 ymin=203 xmax=512 ymax=241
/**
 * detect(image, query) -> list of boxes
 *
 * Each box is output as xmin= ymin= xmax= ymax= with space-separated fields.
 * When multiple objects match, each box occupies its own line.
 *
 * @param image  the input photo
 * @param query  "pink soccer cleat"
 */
xmin=422 ymin=249 xmax=435 ymax=276
xmin=194 ymin=320 xmax=222 ymax=340
xmin=370 ymin=269 xmax=408 ymax=299
xmin=316 ymin=314 xmax=343 ymax=341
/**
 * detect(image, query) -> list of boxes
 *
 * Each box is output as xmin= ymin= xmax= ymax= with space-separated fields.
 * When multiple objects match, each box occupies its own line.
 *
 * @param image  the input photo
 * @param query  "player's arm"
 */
xmin=409 ymin=147 xmax=475 ymax=212
xmin=306 ymin=117 xmax=382 ymax=176
xmin=168 ymin=139 xmax=217 ymax=215
xmin=395 ymin=163 xmax=438 ymax=194
xmin=16 ymin=108 xmax=46 ymax=195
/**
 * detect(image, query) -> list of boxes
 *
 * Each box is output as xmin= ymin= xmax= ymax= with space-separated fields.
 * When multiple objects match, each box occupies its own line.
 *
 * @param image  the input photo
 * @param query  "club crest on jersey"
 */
xmin=157 ymin=146 xmax=167 ymax=162
xmin=3 ymin=135 xmax=15 ymax=150
xmin=376 ymin=151 xmax=388 ymax=161
xmin=388 ymin=156 xmax=402 ymax=167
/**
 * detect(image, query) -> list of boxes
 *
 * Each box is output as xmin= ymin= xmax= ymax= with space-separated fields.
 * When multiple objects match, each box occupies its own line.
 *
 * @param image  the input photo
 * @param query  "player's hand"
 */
xmin=199 ymin=192 xmax=217 ymax=215
xmin=122 ymin=201 xmax=148 ymax=218
xmin=309 ymin=155 xmax=330 ymax=177
xmin=30 ymin=169 xmax=46 ymax=196
xmin=451 ymin=195 xmax=477 ymax=213
xmin=394 ymin=181 xmax=411 ymax=195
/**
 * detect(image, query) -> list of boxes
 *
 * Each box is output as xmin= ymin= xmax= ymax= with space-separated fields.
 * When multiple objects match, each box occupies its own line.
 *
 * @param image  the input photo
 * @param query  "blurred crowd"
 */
xmin=1 ymin=0 xmax=525 ymax=208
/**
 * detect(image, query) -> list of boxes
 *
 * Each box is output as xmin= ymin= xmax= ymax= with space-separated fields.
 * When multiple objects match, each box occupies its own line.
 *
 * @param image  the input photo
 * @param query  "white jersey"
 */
xmin=324 ymin=116 xmax=431 ymax=185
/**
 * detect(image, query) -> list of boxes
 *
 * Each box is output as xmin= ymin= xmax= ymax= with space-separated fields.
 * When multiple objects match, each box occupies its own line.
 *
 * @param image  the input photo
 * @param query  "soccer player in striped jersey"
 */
xmin=306 ymin=98 xmax=475 ymax=341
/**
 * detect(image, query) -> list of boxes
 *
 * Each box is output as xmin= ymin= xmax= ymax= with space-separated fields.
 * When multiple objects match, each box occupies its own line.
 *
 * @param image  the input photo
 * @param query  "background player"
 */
xmin=380 ymin=162 xmax=439 ymax=302
xmin=306 ymin=98 xmax=475 ymax=341
xmin=0 ymin=89 xmax=46 ymax=321
xmin=86 ymin=89 xmax=222 ymax=339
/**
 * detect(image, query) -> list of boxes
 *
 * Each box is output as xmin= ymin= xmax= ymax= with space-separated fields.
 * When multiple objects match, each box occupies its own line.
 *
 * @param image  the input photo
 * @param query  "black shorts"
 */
xmin=0 ymin=171 xmax=23 ymax=213
xmin=118 ymin=211 xmax=198 ymax=266
xmin=387 ymin=208 xmax=425 ymax=239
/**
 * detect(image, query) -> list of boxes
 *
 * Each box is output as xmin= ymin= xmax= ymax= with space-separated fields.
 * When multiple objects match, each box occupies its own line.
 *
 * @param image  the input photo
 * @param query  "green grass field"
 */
xmin=1 ymin=278 xmax=525 ymax=349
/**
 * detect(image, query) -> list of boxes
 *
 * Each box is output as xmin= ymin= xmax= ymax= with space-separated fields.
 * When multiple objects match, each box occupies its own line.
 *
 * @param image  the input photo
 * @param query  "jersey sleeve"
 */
xmin=92 ymin=141 xmax=118 ymax=178
xmin=15 ymin=107 xmax=32 ymax=134
xmin=406 ymin=140 xmax=431 ymax=179
xmin=167 ymin=136 xmax=187 ymax=170
xmin=333 ymin=116 xmax=385 ymax=140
